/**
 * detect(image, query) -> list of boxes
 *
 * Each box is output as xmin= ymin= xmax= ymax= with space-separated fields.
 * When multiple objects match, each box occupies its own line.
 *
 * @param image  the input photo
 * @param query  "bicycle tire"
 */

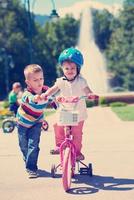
xmin=62 ymin=147 xmax=72 ymax=191
xmin=2 ymin=120 xmax=15 ymax=133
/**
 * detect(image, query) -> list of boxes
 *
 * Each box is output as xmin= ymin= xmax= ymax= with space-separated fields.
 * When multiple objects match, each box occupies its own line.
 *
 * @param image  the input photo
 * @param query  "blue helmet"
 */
xmin=58 ymin=47 xmax=84 ymax=68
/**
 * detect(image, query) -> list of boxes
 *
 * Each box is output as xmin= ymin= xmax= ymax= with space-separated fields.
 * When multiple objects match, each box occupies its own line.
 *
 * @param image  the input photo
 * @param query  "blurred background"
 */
xmin=0 ymin=0 xmax=134 ymax=99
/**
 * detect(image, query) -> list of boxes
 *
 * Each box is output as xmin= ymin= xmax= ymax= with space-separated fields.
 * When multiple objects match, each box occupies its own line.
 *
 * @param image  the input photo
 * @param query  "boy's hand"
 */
xmin=34 ymin=95 xmax=42 ymax=103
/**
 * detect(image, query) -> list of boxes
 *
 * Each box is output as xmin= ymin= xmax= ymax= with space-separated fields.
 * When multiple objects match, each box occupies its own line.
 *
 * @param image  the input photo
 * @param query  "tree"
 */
xmin=105 ymin=1 xmax=134 ymax=90
xmin=92 ymin=9 xmax=114 ymax=50
xmin=0 ymin=0 xmax=32 ymax=98
xmin=0 ymin=0 xmax=43 ymax=97
xmin=38 ymin=15 xmax=79 ymax=86
xmin=0 ymin=1 xmax=79 ymax=99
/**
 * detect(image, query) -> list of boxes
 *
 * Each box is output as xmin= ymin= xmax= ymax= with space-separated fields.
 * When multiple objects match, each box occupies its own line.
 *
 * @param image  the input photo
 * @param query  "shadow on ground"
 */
xmin=68 ymin=175 xmax=134 ymax=195
xmin=38 ymin=169 xmax=52 ymax=178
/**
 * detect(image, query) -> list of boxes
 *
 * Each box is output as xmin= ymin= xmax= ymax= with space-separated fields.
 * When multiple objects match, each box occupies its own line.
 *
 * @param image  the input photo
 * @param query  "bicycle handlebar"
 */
xmin=47 ymin=94 xmax=99 ymax=104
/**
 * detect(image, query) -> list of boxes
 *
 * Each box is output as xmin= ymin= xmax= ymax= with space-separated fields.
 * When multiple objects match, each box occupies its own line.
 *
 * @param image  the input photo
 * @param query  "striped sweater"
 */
xmin=17 ymin=86 xmax=49 ymax=128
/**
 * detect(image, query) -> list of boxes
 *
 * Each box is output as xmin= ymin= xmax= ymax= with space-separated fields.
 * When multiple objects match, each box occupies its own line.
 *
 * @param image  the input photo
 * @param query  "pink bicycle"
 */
xmin=50 ymin=95 xmax=98 ymax=192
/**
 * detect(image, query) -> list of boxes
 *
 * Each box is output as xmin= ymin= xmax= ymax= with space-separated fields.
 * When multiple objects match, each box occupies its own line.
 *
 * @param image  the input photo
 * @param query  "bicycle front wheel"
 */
xmin=62 ymin=147 xmax=72 ymax=192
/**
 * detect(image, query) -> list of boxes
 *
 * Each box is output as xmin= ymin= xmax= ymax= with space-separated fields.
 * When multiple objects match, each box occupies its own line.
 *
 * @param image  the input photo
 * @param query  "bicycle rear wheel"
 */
xmin=62 ymin=147 xmax=72 ymax=192
xmin=2 ymin=120 xmax=15 ymax=133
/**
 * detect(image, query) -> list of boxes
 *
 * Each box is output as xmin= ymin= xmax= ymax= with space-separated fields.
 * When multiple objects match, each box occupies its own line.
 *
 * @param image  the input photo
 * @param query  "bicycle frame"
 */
xmin=60 ymin=126 xmax=76 ymax=168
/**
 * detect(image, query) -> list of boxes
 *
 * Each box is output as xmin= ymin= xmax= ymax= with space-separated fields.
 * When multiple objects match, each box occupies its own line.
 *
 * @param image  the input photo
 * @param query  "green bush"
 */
xmin=2 ymin=101 xmax=9 ymax=108
xmin=110 ymin=101 xmax=127 ymax=107
xmin=99 ymin=97 xmax=108 ymax=106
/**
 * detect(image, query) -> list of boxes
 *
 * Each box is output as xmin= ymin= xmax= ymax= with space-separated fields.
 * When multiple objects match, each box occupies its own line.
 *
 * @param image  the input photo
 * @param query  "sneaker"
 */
xmin=50 ymin=147 xmax=60 ymax=155
xmin=76 ymin=153 xmax=85 ymax=161
xmin=27 ymin=170 xmax=38 ymax=178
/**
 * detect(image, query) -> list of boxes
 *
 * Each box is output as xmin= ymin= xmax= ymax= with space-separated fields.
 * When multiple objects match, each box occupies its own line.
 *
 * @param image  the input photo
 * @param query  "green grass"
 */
xmin=44 ymin=109 xmax=56 ymax=117
xmin=0 ymin=121 xmax=2 ymax=127
xmin=111 ymin=105 xmax=134 ymax=121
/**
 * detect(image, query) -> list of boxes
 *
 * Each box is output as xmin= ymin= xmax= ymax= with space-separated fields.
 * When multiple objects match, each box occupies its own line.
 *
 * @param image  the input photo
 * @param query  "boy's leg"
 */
xmin=26 ymin=123 xmax=42 ymax=172
xmin=18 ymin=125 xmax=28 ymax=162
xmin=71 ymin=121 xmax=84 ymax=156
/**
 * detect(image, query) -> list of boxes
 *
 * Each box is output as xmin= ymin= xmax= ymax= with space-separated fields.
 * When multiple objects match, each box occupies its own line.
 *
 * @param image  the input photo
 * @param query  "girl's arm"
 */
xmin=40 ymin=85 xmax=60 ymax=100
xmin=29 ymin=86 xmax=59 ymax=103
xmin=45 ymin=85 xmax=59 ymax=96
xmin=83 ymin=86 xmax=93 ymax=95
xmin=84 ymin=86 xmax=99 ymax=101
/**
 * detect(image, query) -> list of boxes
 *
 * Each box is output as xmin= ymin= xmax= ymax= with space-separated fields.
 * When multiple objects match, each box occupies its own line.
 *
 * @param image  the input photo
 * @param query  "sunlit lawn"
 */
xmin=44 ymin=109 xmax=56 ymax=117
xmin=111 ymin=105 xmax=134 ymax=121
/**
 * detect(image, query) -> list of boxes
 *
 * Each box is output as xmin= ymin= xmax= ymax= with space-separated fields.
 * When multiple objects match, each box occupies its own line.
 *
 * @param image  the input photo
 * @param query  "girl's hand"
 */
xmin=88 ymin=94 xmax=99 ymax=100
xmin=56 ymin=96 xmax=65 ymax=103
xmin=40 ymin=93 xmax=48 ymax=101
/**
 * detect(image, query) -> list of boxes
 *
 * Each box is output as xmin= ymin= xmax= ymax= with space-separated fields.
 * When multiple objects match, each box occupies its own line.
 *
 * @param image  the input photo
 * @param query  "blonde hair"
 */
xmin=24 ymin=64 xmax=43 ymax=80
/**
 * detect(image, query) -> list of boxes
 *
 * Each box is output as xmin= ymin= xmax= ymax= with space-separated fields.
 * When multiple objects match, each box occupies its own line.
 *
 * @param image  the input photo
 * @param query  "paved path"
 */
xmin=0 ymin=106 xmax=134 ymax=200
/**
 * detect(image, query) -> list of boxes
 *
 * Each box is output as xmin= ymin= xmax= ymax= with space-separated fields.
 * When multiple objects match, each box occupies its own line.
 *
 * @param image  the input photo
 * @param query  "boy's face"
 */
xmin=62 ymin=61 xmax=77 ymax=80
xmin=14 ymin=87 xmax=21 ymax=94
xmin=26 ymin=71 xmax=44 ymax=94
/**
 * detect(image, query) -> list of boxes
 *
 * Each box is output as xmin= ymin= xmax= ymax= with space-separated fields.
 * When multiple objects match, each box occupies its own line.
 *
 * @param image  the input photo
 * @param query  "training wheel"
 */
xmin=88 ymin=163 xmax=93 ymax=176
xmin=51 ymin=164 xmax=56 ymax=178
xmin=79 ymin=163 xmax=93 ymax=176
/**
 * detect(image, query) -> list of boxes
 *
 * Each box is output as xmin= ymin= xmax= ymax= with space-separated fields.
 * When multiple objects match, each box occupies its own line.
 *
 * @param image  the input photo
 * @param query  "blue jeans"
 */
xmin=17 ymin=123 xmax=42 ymax=171
xmin=9 ymin=103 xmax=19 ymax=116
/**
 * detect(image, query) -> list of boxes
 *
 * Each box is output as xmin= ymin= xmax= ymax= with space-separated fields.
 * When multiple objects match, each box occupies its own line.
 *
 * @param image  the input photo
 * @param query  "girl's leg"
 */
xmin=71 ymin=121 xmax=84 ymax=156
xmin=53 ymin=123 xmax=65 ymax=147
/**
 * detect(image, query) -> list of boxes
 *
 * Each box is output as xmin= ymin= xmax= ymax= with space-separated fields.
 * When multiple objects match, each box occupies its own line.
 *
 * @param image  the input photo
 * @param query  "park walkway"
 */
xmin=0 ymin=106 xmax=134 ymax=200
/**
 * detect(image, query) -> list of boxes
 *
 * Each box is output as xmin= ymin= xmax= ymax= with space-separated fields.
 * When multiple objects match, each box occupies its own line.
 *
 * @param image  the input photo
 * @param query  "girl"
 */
xmin=42 ymin=47 xmax=98 ymax=161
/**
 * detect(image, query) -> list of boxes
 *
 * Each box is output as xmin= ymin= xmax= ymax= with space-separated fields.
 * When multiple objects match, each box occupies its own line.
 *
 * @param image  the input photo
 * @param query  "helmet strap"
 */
xmin=63 ymin=69 xmax=80 ymax=82
xmin=63 ymin=75 xmax=77 ymax=82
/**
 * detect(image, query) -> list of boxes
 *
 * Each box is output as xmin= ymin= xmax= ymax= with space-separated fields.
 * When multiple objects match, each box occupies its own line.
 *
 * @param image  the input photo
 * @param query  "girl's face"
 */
xmin=62 ymin=61 xmax=77 ymax=80
xmin=26 ymin=71 xmax=44 ymax=94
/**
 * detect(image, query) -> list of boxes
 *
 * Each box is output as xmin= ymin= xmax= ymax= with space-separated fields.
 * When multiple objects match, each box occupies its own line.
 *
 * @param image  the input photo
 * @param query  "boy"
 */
xmin=17 ymin=64 xmax=51 ymax=178
xmin=8 ymin=82 xmax=22 ymax=115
